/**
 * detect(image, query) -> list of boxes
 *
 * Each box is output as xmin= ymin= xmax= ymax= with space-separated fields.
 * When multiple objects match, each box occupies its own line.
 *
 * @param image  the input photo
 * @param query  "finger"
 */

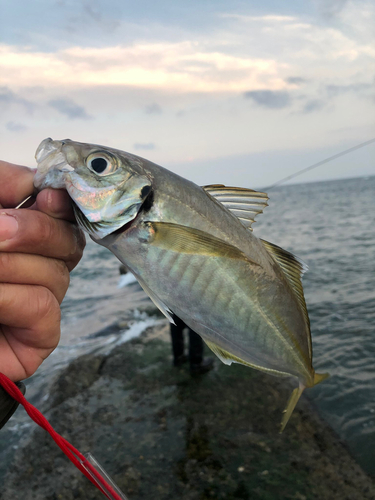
xmin=0 ymin=161 xmax=35 ymax=209
xmin=0 ymin=252 xmax=70 ymax=304
xmin=0 ymin=283 xmax=61 ymax=380
xmin=0 ymin=209 xmax=85 ymax=271
xmin=0 ymin=283 xmax=60 ymax=338
xmin=34 ymin=188 xmax=76 ymax=222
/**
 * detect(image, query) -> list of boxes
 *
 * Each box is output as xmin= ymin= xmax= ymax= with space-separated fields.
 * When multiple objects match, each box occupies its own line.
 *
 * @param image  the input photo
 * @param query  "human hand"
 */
xmin=0 ymin=160 xmax=85 ymax=381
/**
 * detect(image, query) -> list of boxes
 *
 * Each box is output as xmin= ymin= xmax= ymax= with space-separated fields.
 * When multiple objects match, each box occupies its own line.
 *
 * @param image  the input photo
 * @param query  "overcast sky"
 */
xmin=0 ymin=0 xmax=374 ymax=188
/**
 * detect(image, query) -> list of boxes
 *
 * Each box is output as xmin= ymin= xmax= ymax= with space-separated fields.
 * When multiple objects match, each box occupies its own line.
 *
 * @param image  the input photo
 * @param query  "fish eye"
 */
xmin=91 ymin=158 xmax=108 ymax=173
xmin=86 ymin=153 xmax=118 ymax=176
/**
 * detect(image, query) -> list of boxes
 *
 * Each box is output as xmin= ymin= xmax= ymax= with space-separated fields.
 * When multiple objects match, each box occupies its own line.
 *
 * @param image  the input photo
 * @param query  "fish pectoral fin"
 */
xmin=280 ymin=383 xmax=305 ymax=433
xmin=202 ymin=184 xmax=269 ymax=231
xmin=132 ymin=272 xmax=175 ymax=324
xmin=148 ymin=221 xmax=256 ymax=263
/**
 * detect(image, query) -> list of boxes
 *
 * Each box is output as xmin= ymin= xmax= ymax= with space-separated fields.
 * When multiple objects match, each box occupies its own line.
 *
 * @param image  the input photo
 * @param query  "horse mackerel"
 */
xmin=34 ymin=138 xmax=329 ymax=431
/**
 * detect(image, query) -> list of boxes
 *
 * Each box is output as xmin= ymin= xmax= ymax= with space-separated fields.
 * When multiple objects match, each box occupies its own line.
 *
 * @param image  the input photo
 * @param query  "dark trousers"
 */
xmin=170 ymin=315 xmax=203 ymax=365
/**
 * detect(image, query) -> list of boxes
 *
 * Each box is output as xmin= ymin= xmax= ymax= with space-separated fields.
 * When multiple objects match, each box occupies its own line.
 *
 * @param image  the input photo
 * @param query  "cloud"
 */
xmin=285 ymin=77 xmax=307 ymax=85
xmin=1 ymin=2 xmax=374 ymax=96
xmin=325 ymin=83 xmax=373 ymax=96
xmin=223 ymin=14 xmax=297 ymax=23
xmin=0 ymin=44 xmax=286 ymax=93
xmin=0 ymin=86 xmax=34 ymax=113
xmin=63 ymin=0 xmax=120 ymax=34
xmin=6 ymin=121 xmax=27 ymax=132
xmin=314 ymin=0 xmax=349 ymax=18
xmin=48 ymin=98 xmax=92 ymax=119
xmin=302 ymin=99 xmax=326 ymax=113
xmin=145 ymin=103 xmax=162 ymax=115
xmin=0 ymin=3 xmax=374 ymax=116
xmin=81 ymin=0 xmax=117 ymax=26
xmin=133 ymin=143 xmax=156 ymax=151
xmin=0 ymin=87 xmax=15 ymax=103
xmin=244 ymin=90 xmax=292 ymax=109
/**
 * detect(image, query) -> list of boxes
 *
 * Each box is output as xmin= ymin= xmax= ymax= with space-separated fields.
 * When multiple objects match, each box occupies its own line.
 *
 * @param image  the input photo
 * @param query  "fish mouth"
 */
xmin=34 ymin=138 xmax=73 ymax=190
xmin=35 ymin=137 xmax=73 ymax=162
xmin=35 ymin=138 xmax=61 ymax=163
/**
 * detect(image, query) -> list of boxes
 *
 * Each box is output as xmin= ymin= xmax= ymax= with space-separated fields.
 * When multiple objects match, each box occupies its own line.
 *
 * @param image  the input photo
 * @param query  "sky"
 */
xmin=0 ymin=0 xmax=374 ymax=188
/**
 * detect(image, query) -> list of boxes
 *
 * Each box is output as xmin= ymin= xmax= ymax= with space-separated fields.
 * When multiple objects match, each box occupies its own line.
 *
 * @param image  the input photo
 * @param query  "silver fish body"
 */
xmin=34 ymin=138 xmax=328 ymax=430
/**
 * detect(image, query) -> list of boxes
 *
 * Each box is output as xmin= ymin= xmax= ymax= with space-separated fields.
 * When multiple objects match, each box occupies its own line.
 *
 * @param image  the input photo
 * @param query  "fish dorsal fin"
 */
xmin=260 ymin=239 xmax=308 ymax=286
xmin=260 ymin=239 xmax=311 ymax=357
xmin=203 ymin=184 xmax=269 ymax=231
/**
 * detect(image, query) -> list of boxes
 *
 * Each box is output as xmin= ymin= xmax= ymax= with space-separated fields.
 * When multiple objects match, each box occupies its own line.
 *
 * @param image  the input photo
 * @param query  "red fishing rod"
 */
xmin=0 ymin=373 xmax=129 ymax=500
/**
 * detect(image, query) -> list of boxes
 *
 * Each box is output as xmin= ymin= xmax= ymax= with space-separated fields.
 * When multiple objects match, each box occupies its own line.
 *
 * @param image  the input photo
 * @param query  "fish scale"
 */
xmin=34 ymin=137 xmax=329 ymax=431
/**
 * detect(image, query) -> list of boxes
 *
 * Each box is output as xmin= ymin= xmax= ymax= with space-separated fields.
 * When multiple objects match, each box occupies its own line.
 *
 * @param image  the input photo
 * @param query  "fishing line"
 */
xmin=0 ymin=373 xmax=128 ymax=500
xmin=265 ymin=138 xmax=375 ymax=191
xmin=15 ymin=195 xmax=33 ymax=209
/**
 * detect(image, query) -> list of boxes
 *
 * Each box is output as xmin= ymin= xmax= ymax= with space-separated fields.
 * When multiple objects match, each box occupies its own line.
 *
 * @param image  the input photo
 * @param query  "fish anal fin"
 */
xmin=148 ymin=221 xmax=258 ymax=264
xmin=204 ymin=340 xmax=291 ymax=377
xmin=280 ymin=384 xmax=305 ymax=433
xmin=205 ymin=340 xmax=234 ymax=365
xmin=202 ymin=185 xmax=269 ymax=231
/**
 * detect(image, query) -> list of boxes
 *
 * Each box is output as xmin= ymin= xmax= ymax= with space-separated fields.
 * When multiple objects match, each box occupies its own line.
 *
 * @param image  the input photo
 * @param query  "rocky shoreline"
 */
xmin=2 ymin=322 xmax=375 ymax=500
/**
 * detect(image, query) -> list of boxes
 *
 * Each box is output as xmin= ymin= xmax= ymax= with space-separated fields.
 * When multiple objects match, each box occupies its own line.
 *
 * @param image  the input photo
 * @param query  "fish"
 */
xmin=34 ymin=137 xmax=329 ymax=432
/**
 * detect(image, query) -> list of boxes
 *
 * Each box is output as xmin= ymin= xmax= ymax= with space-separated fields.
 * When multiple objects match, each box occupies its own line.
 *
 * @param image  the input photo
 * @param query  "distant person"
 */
xmin=170 ymin=314 xmax=214 ymax=375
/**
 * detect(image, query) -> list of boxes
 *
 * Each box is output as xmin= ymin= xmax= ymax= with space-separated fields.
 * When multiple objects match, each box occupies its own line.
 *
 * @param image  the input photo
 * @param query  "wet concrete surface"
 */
xmin=2 ymin=324 xmax=375 ymax=500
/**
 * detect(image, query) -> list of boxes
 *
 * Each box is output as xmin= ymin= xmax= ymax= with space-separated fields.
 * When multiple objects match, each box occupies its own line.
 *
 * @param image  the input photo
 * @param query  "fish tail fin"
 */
xmin=313 ymin=371 xmax=330 ymax=386
xmin=280 ymin=383 xmax=305 ymax=433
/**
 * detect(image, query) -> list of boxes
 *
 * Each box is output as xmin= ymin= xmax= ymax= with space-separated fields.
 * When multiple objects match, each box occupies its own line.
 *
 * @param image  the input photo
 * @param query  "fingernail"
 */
xmin=0 ymin=214 xmax=19 ymax=242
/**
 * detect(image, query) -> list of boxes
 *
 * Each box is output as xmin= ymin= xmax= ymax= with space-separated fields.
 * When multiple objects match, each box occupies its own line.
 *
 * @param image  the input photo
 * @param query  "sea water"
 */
xmin=0 ymin=175 xmax=374 ymax=479
xmin=257 ymin=175 xmax=375 ymax=475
